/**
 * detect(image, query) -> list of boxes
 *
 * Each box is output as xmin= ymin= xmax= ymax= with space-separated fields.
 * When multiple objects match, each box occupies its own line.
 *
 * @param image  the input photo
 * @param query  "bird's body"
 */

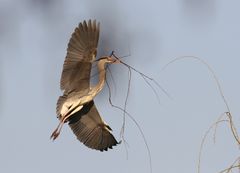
xmin=51 ymin=20 xmax=120 ymax=151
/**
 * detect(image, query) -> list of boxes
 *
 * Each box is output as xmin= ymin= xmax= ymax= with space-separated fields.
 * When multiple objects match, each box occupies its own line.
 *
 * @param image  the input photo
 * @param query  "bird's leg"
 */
xmin=67 ymin=104 xmax=83 ymax=117
xmin=56 ymin=114 xmax=74 ymax=134
xmin=50 ymin=103 xmax=83 ymax=140
xmin=50 ymin=106 xmax=83 ymax=141
xmin=50 ymin=116 xmax=65 ymax=140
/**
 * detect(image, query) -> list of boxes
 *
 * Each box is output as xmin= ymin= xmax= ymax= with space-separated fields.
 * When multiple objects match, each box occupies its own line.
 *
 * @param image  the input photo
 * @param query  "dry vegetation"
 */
xmin=162 ymin=56 xmax=240 ymax=173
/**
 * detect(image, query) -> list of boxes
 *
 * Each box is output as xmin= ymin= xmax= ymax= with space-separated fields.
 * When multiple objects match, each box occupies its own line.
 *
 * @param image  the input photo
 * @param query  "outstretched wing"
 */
xmin=68 ymin=101 xmax=119 ymax=151
xmin=60 ymin=20 xmax=100 ymax=92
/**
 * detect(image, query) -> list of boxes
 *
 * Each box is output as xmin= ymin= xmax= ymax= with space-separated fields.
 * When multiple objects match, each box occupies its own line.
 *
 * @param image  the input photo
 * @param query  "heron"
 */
xmin=50 ymin=20 xmax=120 ymax=151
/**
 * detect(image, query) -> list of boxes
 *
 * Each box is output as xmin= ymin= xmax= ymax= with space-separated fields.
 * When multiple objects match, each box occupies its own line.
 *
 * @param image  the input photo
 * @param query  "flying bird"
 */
xmin=50 ymin=20 xmax=120 ymax=151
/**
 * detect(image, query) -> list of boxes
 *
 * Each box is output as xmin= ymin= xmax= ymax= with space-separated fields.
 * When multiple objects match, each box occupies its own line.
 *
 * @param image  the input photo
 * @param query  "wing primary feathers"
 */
xmin=88 ymin=20 xmax=92 ymax=32
xmin=68 ymin=101 xmax=119 ymax=151
xmin=60 ymin=20 xmax=100 ymax=91
xmin=83 ymin=20 xmax=88 ymax=32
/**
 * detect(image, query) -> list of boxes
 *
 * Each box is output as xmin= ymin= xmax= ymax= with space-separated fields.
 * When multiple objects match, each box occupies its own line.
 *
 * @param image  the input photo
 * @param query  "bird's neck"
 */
xmin=90 ymin=60 xmax=106 ymax=96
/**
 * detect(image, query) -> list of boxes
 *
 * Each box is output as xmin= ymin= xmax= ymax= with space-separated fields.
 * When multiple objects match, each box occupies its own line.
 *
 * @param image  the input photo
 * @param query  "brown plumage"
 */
xmin=50 ymin=20 xmax=120 ymax=151
xmin=68 ymin=101 xmax=118 ymax=151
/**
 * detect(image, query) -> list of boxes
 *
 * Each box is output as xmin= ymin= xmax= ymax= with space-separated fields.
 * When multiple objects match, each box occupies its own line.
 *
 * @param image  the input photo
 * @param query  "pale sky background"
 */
xmin=1 ymin=0 xmax=240 ymax=173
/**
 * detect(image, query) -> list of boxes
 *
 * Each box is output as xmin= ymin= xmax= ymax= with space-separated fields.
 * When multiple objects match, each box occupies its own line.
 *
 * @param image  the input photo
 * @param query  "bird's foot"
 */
xmin=50 ymin=129 xmax=60 ymax=141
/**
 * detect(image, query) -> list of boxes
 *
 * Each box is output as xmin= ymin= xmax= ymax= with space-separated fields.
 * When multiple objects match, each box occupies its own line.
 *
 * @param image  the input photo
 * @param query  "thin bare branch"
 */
xmin=111 ymin=52 xmax=172 ymax=100
xmin=213 ymin=113 xmax=228 ymax=143
xmin=120 ymin=67 xmax=131 ymax=141
xmin=106 ymin=65 xmax=117 ymax=96
xmin=226 ymin=112 xmax=240 ymax=145
xmin=219 ymin=157 xmax=240 ymax=173
xmin=161 ymin=56 xmax=240 ymax=145
xmin=198 ymin=119 xmax=228 ymax=173
xmin=105 ymin=74 xmax=152 ymax=173
xmin=161 ymin=56 xmax=240 ymax=173
xmin=161 ymin=56 xmax=230 ymax=112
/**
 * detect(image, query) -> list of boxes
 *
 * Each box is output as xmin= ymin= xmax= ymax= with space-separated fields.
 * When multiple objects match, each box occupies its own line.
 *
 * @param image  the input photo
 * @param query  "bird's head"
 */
xmin=96 ymin=56 xmax=120 ymax=64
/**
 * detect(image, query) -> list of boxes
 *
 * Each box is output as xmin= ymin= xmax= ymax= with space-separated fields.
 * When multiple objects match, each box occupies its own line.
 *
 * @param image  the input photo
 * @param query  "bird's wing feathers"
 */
xmin=60 ymin=20 xmax=100 ymax=91
xmin=56 ymin=20 xmax=118 ymax=151
xmin=68 ymin=101 xmax=118 ymax=151
xmin=56 ymin=94 xmax=67 ymax=117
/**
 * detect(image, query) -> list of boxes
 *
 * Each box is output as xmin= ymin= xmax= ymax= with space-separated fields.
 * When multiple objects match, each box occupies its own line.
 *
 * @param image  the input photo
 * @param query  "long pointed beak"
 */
xmin=113 ymin=59 xmax=121 ymax=64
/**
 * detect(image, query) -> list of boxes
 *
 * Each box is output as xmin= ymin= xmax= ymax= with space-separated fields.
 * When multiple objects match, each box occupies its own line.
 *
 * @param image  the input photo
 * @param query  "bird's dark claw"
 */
xmin=50 ymin=129 xmax=60 ymax=141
